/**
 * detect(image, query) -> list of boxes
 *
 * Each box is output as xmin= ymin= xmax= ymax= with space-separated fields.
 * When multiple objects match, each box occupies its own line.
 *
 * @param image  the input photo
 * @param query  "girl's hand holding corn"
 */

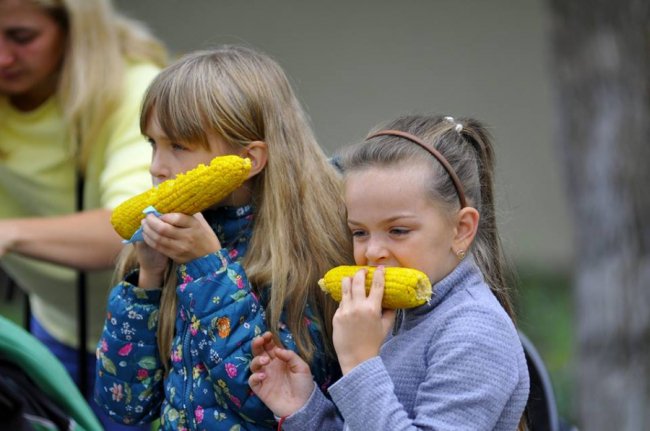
xmin=332 ymin=267 xmax=396 ymax=375
xmin=139 ymin=211 xmax=221 ymax=264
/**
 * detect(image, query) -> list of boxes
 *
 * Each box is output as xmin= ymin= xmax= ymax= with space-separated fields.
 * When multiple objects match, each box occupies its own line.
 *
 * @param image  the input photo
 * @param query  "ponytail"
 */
xmin=461 ymin=121 xmax=517 ymax=321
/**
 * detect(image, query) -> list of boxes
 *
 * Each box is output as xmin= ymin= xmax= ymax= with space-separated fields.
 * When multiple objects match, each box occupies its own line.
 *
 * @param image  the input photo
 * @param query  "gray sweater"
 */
xmin=283 ymin=259 xmax=529 ymax=431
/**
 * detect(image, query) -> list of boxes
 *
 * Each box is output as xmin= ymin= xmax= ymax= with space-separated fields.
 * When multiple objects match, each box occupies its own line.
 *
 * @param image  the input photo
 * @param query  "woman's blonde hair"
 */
xmin=117 ymin=45 xmax=352 ymax=370
xmin=33 ymin=0 xmax=167 ymax=169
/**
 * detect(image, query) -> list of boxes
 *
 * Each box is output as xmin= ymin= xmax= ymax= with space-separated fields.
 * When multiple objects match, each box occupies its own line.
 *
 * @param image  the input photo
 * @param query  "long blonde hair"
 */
xmin=32 ymin=0 xmax=167 ymax=169
xmin=116 ymin=46 xmax=353 ymax=369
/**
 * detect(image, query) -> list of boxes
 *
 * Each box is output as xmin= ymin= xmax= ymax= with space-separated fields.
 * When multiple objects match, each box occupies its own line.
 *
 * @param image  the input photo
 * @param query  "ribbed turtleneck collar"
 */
xmin=401 ymin=258 xmax=484 ymax=324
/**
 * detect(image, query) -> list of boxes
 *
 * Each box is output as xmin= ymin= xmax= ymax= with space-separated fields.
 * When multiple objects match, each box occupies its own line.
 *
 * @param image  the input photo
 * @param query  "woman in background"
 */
xmin=0 ymin=0 xmax=167 ymax=429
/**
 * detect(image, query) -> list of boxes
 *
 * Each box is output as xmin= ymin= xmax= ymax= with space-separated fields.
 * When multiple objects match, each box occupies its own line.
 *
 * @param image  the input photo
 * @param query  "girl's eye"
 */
xmin=350 ymin=229 xmax=367 ymax=238
xmin=171 ymin=142 xmax=187 ymax=151
xmin=390 ymin=228 xmax=410 ymax=236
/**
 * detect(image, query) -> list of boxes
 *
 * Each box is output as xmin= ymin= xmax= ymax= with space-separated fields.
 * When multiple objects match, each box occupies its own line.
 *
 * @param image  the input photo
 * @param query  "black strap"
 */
xmin=76 ymin=174 xmax=88 ymax=397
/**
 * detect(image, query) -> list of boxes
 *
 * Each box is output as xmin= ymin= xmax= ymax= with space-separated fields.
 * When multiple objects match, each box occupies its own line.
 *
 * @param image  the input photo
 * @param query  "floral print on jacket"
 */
xmin=95 ymin=205 xmax=339 ymax=430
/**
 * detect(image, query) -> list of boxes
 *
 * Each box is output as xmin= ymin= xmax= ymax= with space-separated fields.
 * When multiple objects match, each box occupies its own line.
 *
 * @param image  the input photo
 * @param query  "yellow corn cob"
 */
xmin=318 ymin=266 xmax=432 ymax=309
xmin=111 ymin=155 xmax=252 ymax=239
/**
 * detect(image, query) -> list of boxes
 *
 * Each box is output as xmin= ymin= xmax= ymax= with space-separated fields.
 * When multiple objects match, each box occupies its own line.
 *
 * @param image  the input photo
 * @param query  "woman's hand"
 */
xmin=249 ymin=332 xmax=315 ymax=418
xmin=140 ymin=212 xmax=221 ymax=263
xmin=332 ymin=266 xmax=396 ymax=375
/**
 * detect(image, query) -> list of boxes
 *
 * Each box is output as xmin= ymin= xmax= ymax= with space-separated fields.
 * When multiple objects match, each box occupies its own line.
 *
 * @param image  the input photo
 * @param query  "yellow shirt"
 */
xmin=0 ymin=62 xmax=160 ymax=351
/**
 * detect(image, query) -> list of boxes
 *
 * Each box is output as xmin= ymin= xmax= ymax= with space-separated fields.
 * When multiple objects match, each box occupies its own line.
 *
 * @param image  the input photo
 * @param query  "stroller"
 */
xmin=0 ymin=314 xmax=102 ymax=431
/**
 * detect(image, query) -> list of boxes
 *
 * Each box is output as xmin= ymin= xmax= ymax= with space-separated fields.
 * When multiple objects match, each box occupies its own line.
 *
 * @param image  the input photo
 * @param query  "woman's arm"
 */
xmin=0 ymin=209 xmax=123 ymax=270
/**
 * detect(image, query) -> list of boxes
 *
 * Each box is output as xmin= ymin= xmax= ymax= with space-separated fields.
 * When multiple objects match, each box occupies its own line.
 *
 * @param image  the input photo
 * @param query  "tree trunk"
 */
xmin=547 ymin=0 xmax=650 ymax=429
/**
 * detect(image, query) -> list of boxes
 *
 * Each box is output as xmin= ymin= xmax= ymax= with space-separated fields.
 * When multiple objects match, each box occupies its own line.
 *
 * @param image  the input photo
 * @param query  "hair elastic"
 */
xmin=366 ymin=129 xmax=467 ymax=208
xmin=444 ymin=116 xmax=463 ymax=133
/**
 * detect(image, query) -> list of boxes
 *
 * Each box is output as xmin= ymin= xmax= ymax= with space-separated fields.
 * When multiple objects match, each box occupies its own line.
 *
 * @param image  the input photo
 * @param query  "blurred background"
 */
xmin=5 ymin=0 xmax=628 ymax=427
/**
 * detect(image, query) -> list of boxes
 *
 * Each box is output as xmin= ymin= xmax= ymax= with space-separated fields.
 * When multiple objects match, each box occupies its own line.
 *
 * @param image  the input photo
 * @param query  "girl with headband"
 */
xmin=249 ymin=114 xmax=529 ymax=431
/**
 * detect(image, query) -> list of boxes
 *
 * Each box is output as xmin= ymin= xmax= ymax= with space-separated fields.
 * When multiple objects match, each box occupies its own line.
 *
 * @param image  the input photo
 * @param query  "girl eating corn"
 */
xmin=94 ymin=45 xmax=352 ymax=430
xmin=249 ymin=114 xmax=530 ymax=431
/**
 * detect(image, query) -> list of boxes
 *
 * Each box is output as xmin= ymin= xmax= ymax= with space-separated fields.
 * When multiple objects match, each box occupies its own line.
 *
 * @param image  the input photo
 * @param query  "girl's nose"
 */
xmin=149 ymin=153 xmax=169 ymax=184
xmin=364 ymin=237 xmax=388 ymax=264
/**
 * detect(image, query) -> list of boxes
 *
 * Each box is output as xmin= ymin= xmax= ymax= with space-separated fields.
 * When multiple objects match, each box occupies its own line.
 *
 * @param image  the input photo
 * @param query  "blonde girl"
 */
xmin=95 ymin=45 xmax=352 ymax=430
xmin=249 ymin=115 xmax=529 ymax=430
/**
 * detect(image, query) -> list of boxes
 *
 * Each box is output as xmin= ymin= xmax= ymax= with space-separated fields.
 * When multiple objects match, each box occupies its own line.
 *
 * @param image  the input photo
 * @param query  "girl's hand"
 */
xmin=141 ymin=212 xmax=221 ymax=263
xmin=134 ymin=240 xmax=169 ymax=289
xmin=332 ymin=266 xmax=396 ymax=375
xmin=249 ymin=332 xmax=315 ymax=418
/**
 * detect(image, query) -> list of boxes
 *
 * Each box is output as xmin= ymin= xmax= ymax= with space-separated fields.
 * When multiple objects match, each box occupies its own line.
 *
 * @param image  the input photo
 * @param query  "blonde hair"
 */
xmin=32 ymin=0 xmax=167 ymax=169
xmin=117 ymin=46 xmax=353 ymax=370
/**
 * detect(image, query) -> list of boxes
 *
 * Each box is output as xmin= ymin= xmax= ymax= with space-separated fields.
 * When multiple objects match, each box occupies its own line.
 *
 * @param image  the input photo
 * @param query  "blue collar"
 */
xmin=202 ymin=205 xmax=254 ymax=251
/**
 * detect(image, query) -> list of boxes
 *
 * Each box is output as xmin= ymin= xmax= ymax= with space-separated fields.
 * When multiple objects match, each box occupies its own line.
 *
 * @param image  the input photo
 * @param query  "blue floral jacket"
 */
xmin=95 ymin=205 xmax=339 ymax=430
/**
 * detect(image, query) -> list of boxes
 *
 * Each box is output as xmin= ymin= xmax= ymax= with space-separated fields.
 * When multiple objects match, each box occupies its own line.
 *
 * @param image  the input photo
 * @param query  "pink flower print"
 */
xmin=229 ymin=248 xmax=238 ymax=259
xmin=118 ymin=343 xmax=132 ymax=356
xmin=137 ymin=369 xmax=148 ymax=381
xmin=100 ymin=339 xmax=108 ymax=353
xmin=230 ymin=394 xmax=241 ymax=408
xmin=110 ymin=383 xmax=124 ymax=402
xmin=179 ymin=274 xmax=193 ymax=292
xmin=195 ymin=405 xmax=204 ymax=424
xmin=225 ymin=363 xmax=238 ymax=378
xmin=236 ymin=275 xmax=244 ymax=289
xmin=190 ymin=316 xmax=200 ymax=336
xmin=171 ymin=345 xmax=183 ymax=363
xmin=192 ymin=363 xmax=206 ymax=379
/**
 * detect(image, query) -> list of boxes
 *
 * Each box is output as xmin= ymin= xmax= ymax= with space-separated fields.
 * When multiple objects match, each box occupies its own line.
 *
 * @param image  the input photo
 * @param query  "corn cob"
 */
xmin=318 ymin=266 xmax=432 ymax=309
xmin=111 ymin=155 xmax=252 ymax=239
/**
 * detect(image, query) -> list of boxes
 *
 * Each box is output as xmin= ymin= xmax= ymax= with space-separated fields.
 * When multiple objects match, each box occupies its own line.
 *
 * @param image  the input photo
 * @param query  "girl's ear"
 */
xmin=241 ymin=141 xmax=268 ymax=178
xmin=452 ymin=206 xmax=480 ymax=255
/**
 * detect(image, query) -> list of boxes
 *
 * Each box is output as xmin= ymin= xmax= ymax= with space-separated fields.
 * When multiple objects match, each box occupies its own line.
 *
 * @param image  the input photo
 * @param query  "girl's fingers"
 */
xmin=248 ymin=372 xmax=266 ymax=389
xmin=368 ymin=265 xmax=385 ymax=306
xmin=249 ymin=354 xmax=270 ymax=372
xmin=340 ymin=276 xmax=352 ymax=307
xmin=274 ymin=347 xmax=310 ymax=373
xmin=193 ymin=212 xmax=213 ymax=232
xmin=350 ymin=268 xmax=368 ymax=302
xmin=159 ymin=212 xmax=193 ymax=229
xmin=251 ymin=332 xmax=274 ymax=357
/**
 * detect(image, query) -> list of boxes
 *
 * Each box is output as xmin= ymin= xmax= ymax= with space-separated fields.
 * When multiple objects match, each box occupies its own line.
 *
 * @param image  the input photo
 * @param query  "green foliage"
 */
xmin=515 ymin=265 xmax=575 ymax=423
